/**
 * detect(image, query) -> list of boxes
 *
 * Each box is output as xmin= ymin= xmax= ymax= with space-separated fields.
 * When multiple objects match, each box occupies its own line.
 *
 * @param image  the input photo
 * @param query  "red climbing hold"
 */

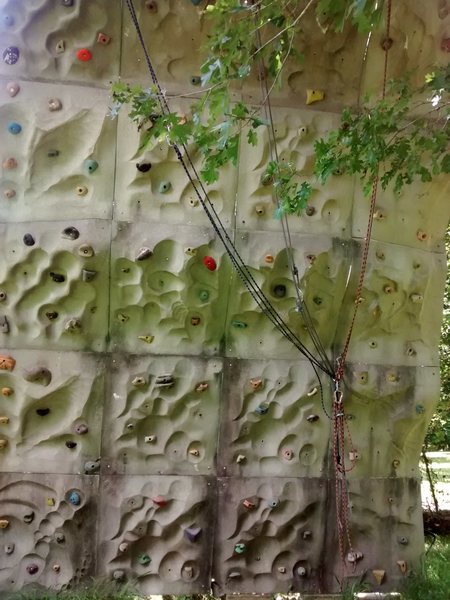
xmin=76 ymin=48 xmax=92 ymax=62
xmin=203 ymin=256 xmax=217 ymax=271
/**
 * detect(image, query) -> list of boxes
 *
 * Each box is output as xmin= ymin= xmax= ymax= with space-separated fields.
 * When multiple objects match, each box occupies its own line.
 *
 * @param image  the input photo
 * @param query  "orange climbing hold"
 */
xmin=0 ymin=356 xmax=15 ymax=371
xmin=76 ymin=48 xmax=92 ymax=62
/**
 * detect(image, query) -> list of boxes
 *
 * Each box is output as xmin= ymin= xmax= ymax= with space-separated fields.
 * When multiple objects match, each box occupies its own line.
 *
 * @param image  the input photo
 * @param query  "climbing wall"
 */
xmin=0 ymin=0 xmax=449 ymax=595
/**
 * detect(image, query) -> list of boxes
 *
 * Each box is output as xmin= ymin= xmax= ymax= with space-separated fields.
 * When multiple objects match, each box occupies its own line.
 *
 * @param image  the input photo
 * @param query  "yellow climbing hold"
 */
xmin=306 ymin=89 xmax=325 ymax=105
xmin=138 ymin=335 xmax=154 ymax=344
xmin=372 ymin=569 xmax=385 ymax=585
xmin=46 ymin=498 xmax=55 ymax=506
xmin=0 ymin=519 xmax=9 ymax=529
xmin=0 ymin=416 xmax=9 ymax=424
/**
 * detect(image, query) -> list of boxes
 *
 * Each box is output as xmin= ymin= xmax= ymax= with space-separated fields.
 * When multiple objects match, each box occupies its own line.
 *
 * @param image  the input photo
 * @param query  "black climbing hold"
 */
xmin=46 ymin=311 xmax=58 ymax=320
xmin=3 ymin=46 xmax=20 ymax=65
xmin=23 ymin=233 xmax=35 ymax=246
xmin=65 ymin=441 xmax=77 ymax=449
xmin=136 ymin=162 xmax=151 ymax=173
xmin=272 ymin=284 xmax=286 ymax=298
xmin=50 ymin=272 xmax=65 ymax=283
xmin=313 ymin=296 xmax=322 ymax=305
xmin=36 ymin=408 xmax=50 ymax=416
xmin=62 ymin=226 xmax=79 ymax=240
xmin=47 ymin=149 xmax=60 ymax=157
xmin=23 ymin=512 xmax=35 ymax=524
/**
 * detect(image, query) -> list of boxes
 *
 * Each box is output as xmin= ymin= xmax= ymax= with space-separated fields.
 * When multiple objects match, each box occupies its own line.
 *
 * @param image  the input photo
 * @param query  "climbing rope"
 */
xmin=124 ymin=0 xmax=335 ymax=377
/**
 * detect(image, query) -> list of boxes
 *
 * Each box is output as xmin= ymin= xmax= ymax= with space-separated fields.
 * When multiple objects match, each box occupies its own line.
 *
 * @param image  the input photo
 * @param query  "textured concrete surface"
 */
xmin=0 ymin=0 xmax=448 ymax=595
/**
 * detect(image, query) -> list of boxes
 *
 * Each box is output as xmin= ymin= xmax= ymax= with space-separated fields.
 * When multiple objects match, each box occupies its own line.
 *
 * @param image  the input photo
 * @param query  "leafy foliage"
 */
xmin=401 ymin=537 xmax=450 ymax=600
xmin=5 ymin=580 xmax=140 ymax=600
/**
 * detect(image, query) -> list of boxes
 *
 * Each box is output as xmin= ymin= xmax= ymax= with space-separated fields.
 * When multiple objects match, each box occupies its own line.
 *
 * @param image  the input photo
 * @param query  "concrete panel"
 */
xmin=109 ymin=221 xmax=231 ymax=356
xmin=0 ymin=472 xmax=98 ymax=593
xmin=97 ymin=474 xmax=215 ymax=594
xmin=0 ymin=80 xmax=116 ymax=222
xmin=0 ymin=220 xmax=110 ymax=352
xmin=0 ymin=0 xmax=121 ymax=84
xmin=213 ymin=477 xmax=328 ymax=594
xmin=225 ymin=230 xmax=353 ymax=359
xmin=102 ymin=354 xmax=222 ymax=476
xmin=218 ymin=359 xmax=332 ymax=478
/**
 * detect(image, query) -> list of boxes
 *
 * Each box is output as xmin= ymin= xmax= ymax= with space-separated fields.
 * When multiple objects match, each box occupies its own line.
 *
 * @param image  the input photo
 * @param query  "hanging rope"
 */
xmin=124 ymin=0 xmax=335 ymax=377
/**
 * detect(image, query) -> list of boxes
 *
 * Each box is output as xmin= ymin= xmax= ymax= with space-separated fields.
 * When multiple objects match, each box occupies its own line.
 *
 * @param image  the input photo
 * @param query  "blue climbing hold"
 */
xmin=68 ymin=490 xmax=81 ymax=506
xmin=84 ymin=159 xmax=98 ymax=174
xmin=3 ymin=46 xmax=19 ymax=65
xmin=8 ymin=122 xmax=21 ymax=135
xmin=255 ymin=403 xmax=269 ymax=415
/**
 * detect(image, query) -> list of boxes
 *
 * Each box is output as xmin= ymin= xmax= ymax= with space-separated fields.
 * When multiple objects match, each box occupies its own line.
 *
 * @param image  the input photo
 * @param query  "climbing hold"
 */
xmin=0 ymin=416 xmax=9 ymax=424
xmin=84 ymin=159 xmax=98 ymax=174
xmin=144 ymin=435 xmax=156 ymax=443
xmin=65 ymin=318 xmax=82 ymax=333
xmin=189 ymin=448 xmax=200 ymax=457
xmin=410 ymin=293 xmax=423 ymax=303
xmin=55 ymin=40 xmax=66 ymax=54
xmin=195 ymin=382 xmax=208 ymax=392
xmin=136 ymin=161 xmax=152 ymax=173
xmin=392 ymin=459 xmax=400 ymax=468
xmin=268 ymin=499 xmax=279 ymax=508
xmin=349 ymin=450 xmax=359 ymax=462
xmin=297 ymin=566 xmax=307 ymax=577
xmin=302 ymin=530 xmax=312 ymax=540
xmin=234 ymin=543 xmax=246 ymax=554
xmin=306 ymin=254 xmax=316 ymax=264
xmin=76 ymin=185 xmax=88 ymax=196
xmin=0 ymin=356 xmax=15 ymax=371
xmin=374 ymin=208 xmax=386 ymax=221
xmin=0 ymin=291 xmax=6 ymax=302
xmin=55 ymin=532 xmax=65 ymax=543
xmin=398 ymin=536 xmax=409 ymax=545
xmin=65 ymin=441 xmax=77 ymax=449
xmin=26 ymin=564 xmax=39 ymax=575
xmin=356 ymin=371 xmax=368 ymax=384
xmin=6 ymin=82 xmax=20 ymax=97
xmin=185 ymin=526 xmax=202 ymax=542
xmin=48 ymin=98 xmax=62 ymax=112
xmin=228 ymin=571 xmax=241 ymax=580
xmin=50 ymin=272 xmax=65 ymax=283
xmin=416 ymin=230 xmax=427 ymax=241
xmin=75 ymin=423 xmax=88 ymax=435
xmin=25 ymin=367 xmax=52 ymax=387
xmin=46 ymin=311 xmax=58 ymax=320
xmin=36 ymin=408 xmax=50 ymax=416
xmin=84 ymin=459 xmax=100 ymax=473
xmin=396 ymin=560 xmax=408 ymax=575
xmin=3 ymin=46 xmax=20 ymax=65
xmin=232 ymin=320 xmax=247 ymax=329
xmin=68 ymin=490 xmax=81 ymax=506
xmin=199 ymin=289 xmax=210 ymax=302
xmin=138 ymin=553 xmax=151 ymax=566
xmin=386 ymin=372 xmax=399 ymax=383
xmin=381 ymin=36 xmax=394 ymax=51
xmin=1 ymin=387 xmax=13 ymax=396
xmin=264 ymin=254 xmax=274 ymax=264
xmin=47 ymin=149 xmax=60 ymax=158
xmin=255 ymin=204 xmax=265 ymax=216
xmin=190 ymin=75 xmax=201 ymax=86
xmin=313 ymin=296 xmax=322 ymax=305
xmin=2 ymin=158 xmax=17 ymax=170
xmin=283 ymin=448 xmax=294 ymax=460
xmin=82 ymin=269 xmax=97 ymax=282
xmin=0 ymin=519 xmax=9 ymax=529
xmin=155 ymin=374 xmax=174 ymax=387
xmin=152 ymin=495 xmax=167 ymax=507
xmin=189 ymin=198 xmax=199 ymax=207
xmin=159 ymin=181 xmax=172 ymax=193
xmin=76 ymin=48 xmax=92 ymax=62
xmin=0 ymin=316 xmax=9 ymax=334
xmin=52 ymin=564 xmax=61 ymax=573
xmin=4 ymin=543 xmax=14 ymax=554
xmin=260 ymin=171 xmax=273 ymax=186
xmin=136 ymin=247 xmax=153 ymax=261
xmin=255 ymin=403 xmax=269 ymax=415
xmin=236 ymin=454 xmax=246 ymax=464
xmin=3 ymin=189 xmax=16 ymax=200
xmin=23 ymin=233 xmax=35 ymax=246
xmin=191 ymin=316 xmax=201 ymax=326
xmin=372 ymin=569 xmax=385 ymax=585
xmin=203 ymin=256 xmax=217 ymax=271
xmin=415 ymin=404 xmax=425 ymax=414
xmin=249 ymin=377 xmax=263 ymax=390
xmin=305 ymin=205 xmax=316 ymax=216
xmin=278 ymin=566 xmax=287 ymax=574
xmin=0 ymin=439 xmax=8 ymax=449
xmin=347 ymin=551 xmax=364 ymax=563
xmin=119 ymin=542 xmax=129 ymax=553
xmin=132 ymin=376 xmax=146 ymax=387
xmin=61 ymin=0 xmax=74 ymax=5
xmin=23 ymin=511 xmax=35 ymax=524
xmin=306 ymin=414 xmax=319 ymax=423
xmin=62 ymin=226 xmax=80 ymax=240
xmin=272 ymin=284 xmax=286 ymax=298
xmin=243 ymin=499 xmax=256 ymax=509
xmin=405 ymin=345 xmax=416 ymax=357
xmin=113 ymin=570 xmax=125 ymax=581
xmin=145 ymin=0 xmax=158 ymax=11
xmin=306 ymin=89 xmax=325 ymax=105
xmin=441 ymin=38 xmax=450 ymax=52
xmin=185 ymin=246 xmax=197 ymax=256
xmin=78 ymin=244 xmax=94 ymax=257
xmin=97 ymin=32 xmax=111 ymax=45
xmin=7 ymin=122 xmax=21 ymax=136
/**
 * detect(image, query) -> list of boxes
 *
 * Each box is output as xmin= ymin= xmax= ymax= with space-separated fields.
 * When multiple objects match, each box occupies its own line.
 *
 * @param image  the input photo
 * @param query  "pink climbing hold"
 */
xmin=203 ymin=256 xmax=217 ymax=271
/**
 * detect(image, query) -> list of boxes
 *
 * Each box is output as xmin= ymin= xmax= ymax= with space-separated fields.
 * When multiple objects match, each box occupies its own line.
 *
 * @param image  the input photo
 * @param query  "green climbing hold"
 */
xmin=84 ymin=159 xmax=99 ymax=174
xmin=232 ymin=320 xmax=247 ymax=329
xmin=138 ymin=553 xmax=151 ymax=566
xmin=415 ymin=404 xmax=425 ymax=414
xmin=199 ymin=290 xmax=210 ymax=302
xmin=234 ymin=543 xmax=246 ymax=554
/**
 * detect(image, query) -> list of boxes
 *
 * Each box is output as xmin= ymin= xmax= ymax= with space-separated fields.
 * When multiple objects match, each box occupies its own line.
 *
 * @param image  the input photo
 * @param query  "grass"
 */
xmin=4 ymin=581 xmax=143 ymax=600
xmin=401 ymin=536 xmax=450 ymax=600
